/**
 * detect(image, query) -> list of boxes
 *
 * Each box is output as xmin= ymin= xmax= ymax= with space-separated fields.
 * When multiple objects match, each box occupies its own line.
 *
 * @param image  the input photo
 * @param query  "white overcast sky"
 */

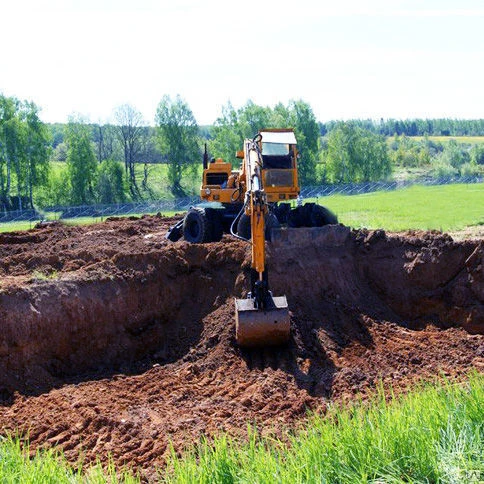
xmin=1 ymin=0 xmax=483 ymax=125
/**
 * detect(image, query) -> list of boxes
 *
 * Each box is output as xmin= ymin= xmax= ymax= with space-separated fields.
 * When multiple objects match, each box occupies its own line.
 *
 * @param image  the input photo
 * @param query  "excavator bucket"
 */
xmin=235 ymin=295 xmax=290 ymax=347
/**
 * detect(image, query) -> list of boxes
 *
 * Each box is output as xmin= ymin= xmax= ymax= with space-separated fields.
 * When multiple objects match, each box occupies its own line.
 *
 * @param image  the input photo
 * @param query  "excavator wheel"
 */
xmin=206 ymin=208 xmax=224 ymax=242
xmin=183 ymin=207 xmax=222 ymax=243
xmin=288 ymin=203 xmax=337 ymax=228
xmin=287 ymin=206 xmax=303 ymax=227
xmin=237 ymin=213 xmax=281 ymax=241
xmin=272 ymin=203 xmax=291 ymax=224
xmin=310 ymin=204 xmax=338 ymax=226
xmin=236 ymin=213 xmax=251 ymax=240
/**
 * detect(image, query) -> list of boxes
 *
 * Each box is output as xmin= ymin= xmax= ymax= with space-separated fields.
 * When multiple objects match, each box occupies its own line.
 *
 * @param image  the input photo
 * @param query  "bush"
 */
xmin=431 ymin=161 xmax=458 ymax=179
xmin=459 ymin=162 xmax=481 ymax=177
xmin=439 ymin=140 xmax=471 ymax=169
xmin=470 ymin=144 xmax=484 ymax=165
xmin=34 ymin=169 xmax=71 ymax=207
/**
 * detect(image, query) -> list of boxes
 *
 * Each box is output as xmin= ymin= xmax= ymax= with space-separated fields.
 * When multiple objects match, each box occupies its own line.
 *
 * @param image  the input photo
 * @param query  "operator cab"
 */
xmin=260 ymin=130 xmax=297 ymax=169
xmin=259 ymin=130 xmax=298 ymax=191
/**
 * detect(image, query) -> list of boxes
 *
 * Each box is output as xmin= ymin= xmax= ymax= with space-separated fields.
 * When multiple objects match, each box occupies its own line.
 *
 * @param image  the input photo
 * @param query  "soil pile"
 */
xmin=0 ymin=216 xmax=482 ymax=479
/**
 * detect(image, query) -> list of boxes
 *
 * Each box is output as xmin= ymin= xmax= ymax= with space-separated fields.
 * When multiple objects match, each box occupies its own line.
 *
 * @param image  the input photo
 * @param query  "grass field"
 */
xmin=2 ymin=373 xmax=482 ymax=483
xmin=2 ymin=183 xmax=483 ymax=234
xmin=410 ymin=135 xmax=484 ymax=145
xmin=317 ymin=183 xmax=484 ymax=232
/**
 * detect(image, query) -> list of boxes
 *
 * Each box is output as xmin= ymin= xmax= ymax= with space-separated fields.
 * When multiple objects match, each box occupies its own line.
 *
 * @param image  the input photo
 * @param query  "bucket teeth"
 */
xmin=235 ymin=296 xmax=290 ymax=347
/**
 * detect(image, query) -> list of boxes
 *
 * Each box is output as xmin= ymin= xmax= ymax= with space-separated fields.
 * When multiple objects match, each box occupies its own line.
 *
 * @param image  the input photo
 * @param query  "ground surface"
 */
xmin=0 ymin=215 xmax=483 ymax=481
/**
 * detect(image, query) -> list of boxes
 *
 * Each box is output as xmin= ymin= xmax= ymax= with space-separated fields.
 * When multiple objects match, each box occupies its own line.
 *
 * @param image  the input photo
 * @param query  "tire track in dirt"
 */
xmin=0 ymin=217 xmax=482 ymax=479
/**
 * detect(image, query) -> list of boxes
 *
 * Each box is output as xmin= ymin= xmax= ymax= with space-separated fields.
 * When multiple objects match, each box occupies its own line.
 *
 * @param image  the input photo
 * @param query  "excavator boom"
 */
xmin=234 ymin=135 xmax=290 ymax=347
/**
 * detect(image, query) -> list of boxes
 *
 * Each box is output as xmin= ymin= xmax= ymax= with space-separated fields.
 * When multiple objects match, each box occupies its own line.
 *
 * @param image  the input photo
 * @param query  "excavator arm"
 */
xmin=235 ymin=136 xmax=290 ymax=347
xmin=246 ymin=136 xmax=269 ymax=308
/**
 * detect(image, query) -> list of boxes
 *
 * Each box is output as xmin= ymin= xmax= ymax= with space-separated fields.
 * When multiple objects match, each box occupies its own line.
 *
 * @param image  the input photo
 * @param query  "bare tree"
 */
xmin=94 ymin=123 xmax=117 ymax=162
xmin=113 ymin=104 xmax=144 ymax=198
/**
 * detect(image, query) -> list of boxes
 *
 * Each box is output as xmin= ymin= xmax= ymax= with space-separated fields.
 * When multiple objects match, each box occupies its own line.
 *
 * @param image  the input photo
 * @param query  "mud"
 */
xmin=0 ymin=216 xmax=483 ymax=480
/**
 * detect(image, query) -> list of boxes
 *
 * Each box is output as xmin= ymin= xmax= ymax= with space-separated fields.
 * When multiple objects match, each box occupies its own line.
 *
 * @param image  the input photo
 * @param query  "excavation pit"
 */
xmin=0 ymin=216 xmax=482 ymax=477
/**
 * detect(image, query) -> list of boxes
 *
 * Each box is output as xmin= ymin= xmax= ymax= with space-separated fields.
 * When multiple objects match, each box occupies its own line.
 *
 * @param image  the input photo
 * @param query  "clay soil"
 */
xmin=0 ymin=215 xmax=483 ymax=481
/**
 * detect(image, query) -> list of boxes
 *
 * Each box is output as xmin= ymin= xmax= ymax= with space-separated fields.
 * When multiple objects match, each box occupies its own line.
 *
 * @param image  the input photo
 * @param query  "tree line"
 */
xmin=1 ymin=91 xmax=483 ymax=211
xmin=321 ymin=118 xmax=484 ymax=137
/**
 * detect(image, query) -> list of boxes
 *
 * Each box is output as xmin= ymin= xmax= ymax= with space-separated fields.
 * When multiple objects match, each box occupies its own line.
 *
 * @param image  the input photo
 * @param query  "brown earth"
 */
xmin=0 ymin=215 xmax=483 ymax=481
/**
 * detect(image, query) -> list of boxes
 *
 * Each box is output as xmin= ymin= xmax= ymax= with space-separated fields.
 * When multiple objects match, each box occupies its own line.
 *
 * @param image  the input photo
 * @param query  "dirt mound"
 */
xmin=0 ymin=218 xmax=482 ymax=479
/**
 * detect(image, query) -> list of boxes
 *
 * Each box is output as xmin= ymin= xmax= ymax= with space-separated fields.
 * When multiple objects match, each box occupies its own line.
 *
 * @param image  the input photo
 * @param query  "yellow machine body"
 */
xmin=200 ymin=129 xmax=300 ymax=206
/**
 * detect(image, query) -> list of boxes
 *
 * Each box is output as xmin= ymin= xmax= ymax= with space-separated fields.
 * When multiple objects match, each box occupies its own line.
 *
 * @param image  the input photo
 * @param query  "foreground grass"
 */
xmin=164 ymin=373 xmax=484 ymax=483
xmin=319 ymin=183 xmax=484 ymax=232
xmin=0 ymin=436 xmax=138 ymax=483
xmin=2 ymin=373 xmax=482 ymax=483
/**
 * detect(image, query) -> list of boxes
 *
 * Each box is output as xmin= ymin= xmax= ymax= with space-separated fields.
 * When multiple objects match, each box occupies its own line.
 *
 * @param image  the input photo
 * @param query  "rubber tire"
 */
xmin=287 ymin=206 xmax=303 ymax=227
xmin=206 ymin=208 xmax=224 ymax=242
xmin=273 ymin=203 xmax=291 ymax=224
xmin=265 ymin=212 xmax=281 ymax=241
xmin=300 ymin=203 xmax=315 ymax=226
xmin=310 ymin=204 xmax=338 ymax=226
xmin=183 ymin=208 xmax=213 ymax=243
xmin=236 ymin=213 xmax=251 ymax=240
xmin=237 ymin=212 xmax=281 ymax=241
xmin=288 ymin=203 xmax=338 ymax=227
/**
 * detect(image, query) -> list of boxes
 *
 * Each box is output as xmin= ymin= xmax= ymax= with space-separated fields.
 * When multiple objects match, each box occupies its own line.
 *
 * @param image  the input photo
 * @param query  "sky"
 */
xmin=1 ymin=0 xmax=483 ymax=125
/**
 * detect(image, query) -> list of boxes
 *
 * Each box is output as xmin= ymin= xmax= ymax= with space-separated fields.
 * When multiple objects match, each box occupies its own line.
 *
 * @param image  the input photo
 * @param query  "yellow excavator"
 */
xmin=167 ymin=129 xmax=337 ymax=347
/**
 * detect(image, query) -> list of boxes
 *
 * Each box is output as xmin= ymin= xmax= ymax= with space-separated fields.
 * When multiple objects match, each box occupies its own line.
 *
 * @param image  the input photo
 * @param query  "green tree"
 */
xmin=325 ymin=122 xmax=391 ymax=183
xmin=324 ymin=123 xmax=355 ymax=183
xmin=155 ymin=95 xmax=200 ymax=197
xmin=210 ymin=102 xmax=248 ymax=164
xmin=0 ymin=95 xmax=16 ymax=208
xmin=24 ymin=102 xmax=50 ymax=207
xmin=0 ymin=95 xmax=50 ymax=210
xmin=35 ymin=169 xmax=70 ymax=207
xmin=93 ymin=123 xmax=118 ymax=163
xmin=285 ymin=100 xmax=321 ymax=185
xmin=439 ymin=140 xmax=470 ymax=169
xmin=65 ymin=117 xmax=97 ymax=204
xmin=470 ymin=144 xmax=484 ymax=165
xmin=238 ymin=101 xmax=272 ymax=137
xmin=5 ymin=111 xmax=27 ymax=209
xmin=95 ymin=159 xmax=126 ymax=204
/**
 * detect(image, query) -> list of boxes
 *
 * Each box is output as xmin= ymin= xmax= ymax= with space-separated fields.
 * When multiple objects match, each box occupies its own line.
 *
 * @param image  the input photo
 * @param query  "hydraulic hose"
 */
xmin=230 ymin=201 xmax=250 ymax=242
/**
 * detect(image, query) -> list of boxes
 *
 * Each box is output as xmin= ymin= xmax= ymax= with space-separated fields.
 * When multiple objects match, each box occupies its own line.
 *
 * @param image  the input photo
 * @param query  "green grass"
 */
xmin=1 ymin=183 xmax=482 ymax=234
xmin=164 ymin=373 xmax=484 ymax=483
xmin=410 ymin=135 xmax=484 ymax=145
xmin=2 ymin=373 xmax=482 ymax=483
xmin=0 ymin=435 xmax=138 ymax=483
xmin=317 ymin=183 xmax=484 ymax=232
xmin=0 ymin=221 xmax=38 ymax=233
